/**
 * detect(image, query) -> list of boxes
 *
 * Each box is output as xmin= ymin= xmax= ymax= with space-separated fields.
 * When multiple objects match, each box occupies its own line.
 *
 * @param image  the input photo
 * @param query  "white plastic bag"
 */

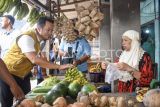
xmin=105 ymin=63 xmax=133 ymax=83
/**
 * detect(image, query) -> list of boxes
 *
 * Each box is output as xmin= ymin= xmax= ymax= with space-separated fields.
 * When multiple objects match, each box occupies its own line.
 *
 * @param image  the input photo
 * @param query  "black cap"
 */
xmin=3 ymin=15 xmax=15 ymax=25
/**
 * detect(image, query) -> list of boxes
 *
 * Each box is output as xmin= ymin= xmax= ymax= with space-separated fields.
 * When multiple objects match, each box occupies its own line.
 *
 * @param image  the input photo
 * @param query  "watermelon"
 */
xmin=81 ymin=84 xmax=97 ymax=94
xmin=60 ymin=80 xmax=70 ymax=87
xmin=45 ymin=90 xmax=63 ymax=105
xmin=51 ymin=83 xmax=68 ymax=96
xmin=68 ymin=81 xmax=81 ymax=98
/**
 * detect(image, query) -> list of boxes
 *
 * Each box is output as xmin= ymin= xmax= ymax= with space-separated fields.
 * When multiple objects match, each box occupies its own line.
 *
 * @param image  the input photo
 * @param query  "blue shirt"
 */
xmin=60 ymin=37 xmax=91 ymax=72
xmin=37 ymin=66 xmax=43 ymax=79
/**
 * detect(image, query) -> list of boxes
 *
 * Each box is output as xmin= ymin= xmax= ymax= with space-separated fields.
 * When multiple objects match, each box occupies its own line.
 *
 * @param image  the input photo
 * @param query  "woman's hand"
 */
xmin=116 ymin=62 xmax=133 ymax=72
xmin=101 ymin=61 xmax=107 ymax=69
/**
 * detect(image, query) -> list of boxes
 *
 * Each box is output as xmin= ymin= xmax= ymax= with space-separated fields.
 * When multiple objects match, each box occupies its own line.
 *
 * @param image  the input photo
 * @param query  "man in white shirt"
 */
xmin=0 ymin=15 xmax=19 ymax=58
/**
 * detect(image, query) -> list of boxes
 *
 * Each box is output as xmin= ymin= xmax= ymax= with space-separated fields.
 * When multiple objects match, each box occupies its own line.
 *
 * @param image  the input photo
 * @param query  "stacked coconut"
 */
xmin=61 ymin=20 xmax=78 ymax=43
xmin=75 ymin=1 xmax=104 ymax=41
xmin=53 ymin=16 xmax=65 ymax=39
xmin=54 ymin=15 xmax=77 ymax=43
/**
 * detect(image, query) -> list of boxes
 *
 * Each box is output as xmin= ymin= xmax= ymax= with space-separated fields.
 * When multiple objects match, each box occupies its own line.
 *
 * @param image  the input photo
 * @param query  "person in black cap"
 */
xmin=0 ymin=15 xmax=19 ymax=58
xmin=1 ymin=15 xmax=15 ymax=29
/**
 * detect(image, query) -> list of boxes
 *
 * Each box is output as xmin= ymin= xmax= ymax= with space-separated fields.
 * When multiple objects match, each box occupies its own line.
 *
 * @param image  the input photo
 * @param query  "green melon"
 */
xmin=68 ymin=81 xmax=81 ymax=98
xmin=45 ymin=90 xmax=62 ymax=105
xmin=81 ymin=84 xmax=97 ymax=94
xmin=51 ymin=83 xmax=68 ymax=96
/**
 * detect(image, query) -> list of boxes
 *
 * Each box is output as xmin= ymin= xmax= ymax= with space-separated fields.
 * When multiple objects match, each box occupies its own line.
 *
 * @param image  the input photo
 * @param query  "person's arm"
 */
xmin=25 ymin=52 xmax=72 ymax=70
xmin=73 ymin=55 xmax=90 ymax=66
xmin=0 ymin=59 xmax=24 ymax=100
xmin=73 ymin=39 xmax=91 ymax=66
xmin=116 ymin=62 xmax=141 ymax=80
xmin=18 ymin=35 xmax=73 ymax=70
xmin=116 ymin=54 xmax=153 ymax=82
xmin=137 ymin=54 xmax=153 ymax=86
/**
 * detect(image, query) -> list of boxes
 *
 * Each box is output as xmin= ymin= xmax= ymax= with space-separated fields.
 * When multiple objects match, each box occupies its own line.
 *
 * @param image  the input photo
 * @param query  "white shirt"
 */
xmin=17 ymin=35 xmax=46 ymax=53
xmin=17 ymin=35 xmax=36 ymax=53
xmin=0 ymin=29 xmax=19 ymax=58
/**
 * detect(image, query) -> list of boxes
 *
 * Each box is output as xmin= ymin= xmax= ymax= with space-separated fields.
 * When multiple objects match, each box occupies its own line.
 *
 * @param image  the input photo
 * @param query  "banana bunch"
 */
xmin=89 ymin=63 xmax=102 ymax=73
xmin=65 ymin=67 xmax=88 ymax=85
xmin=73 ymin=76 xmax=88 ymax=86
xmin=15 ymin=2 xmax=29 ymax=20
xmin=0 ymin=0 xmax=16 ymax=15
xmin=136 ymin=87 xmax=149 ymax=102
xmin=27 ymin=8 xmax=45 ymax=26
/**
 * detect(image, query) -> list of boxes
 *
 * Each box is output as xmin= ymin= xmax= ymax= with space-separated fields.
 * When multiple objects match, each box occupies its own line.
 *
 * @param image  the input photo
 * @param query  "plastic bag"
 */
xmin=105 ymin=63 xmax=133 ymax=83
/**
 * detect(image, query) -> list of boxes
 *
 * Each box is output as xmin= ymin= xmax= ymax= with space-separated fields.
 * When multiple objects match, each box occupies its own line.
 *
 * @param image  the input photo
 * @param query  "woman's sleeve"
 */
xmin=138 ymin=54 xmax=153 ymax=86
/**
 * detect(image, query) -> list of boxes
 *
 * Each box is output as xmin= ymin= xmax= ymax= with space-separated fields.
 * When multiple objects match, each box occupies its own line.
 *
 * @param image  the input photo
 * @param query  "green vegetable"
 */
xmin=41 ymin=76 xmax=60 ymax=86
xmin=32 ymin=86 xmax=52 ymax=93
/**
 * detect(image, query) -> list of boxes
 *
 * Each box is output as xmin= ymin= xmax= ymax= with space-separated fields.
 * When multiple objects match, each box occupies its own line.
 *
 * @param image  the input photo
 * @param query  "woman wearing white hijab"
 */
xmin=116 ymin=30 xmax=153 ymax=92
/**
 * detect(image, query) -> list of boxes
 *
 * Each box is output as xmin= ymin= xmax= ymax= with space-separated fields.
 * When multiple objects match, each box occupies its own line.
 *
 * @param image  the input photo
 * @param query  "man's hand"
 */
xmin=59 ymin=64 xmax=74 ymax=70
xmin=73 ymin=60 xmax=81 ymax=66
xmin=10 ymin=83 xmax=25 ymax=100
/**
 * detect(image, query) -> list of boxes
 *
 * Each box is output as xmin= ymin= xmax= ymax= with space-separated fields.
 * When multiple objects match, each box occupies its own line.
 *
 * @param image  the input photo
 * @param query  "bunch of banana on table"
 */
xmin=89 ymin=63 xmax=102 ymax=73
xmin=65 ymin=67 xmax=88 ymax=85
xmin=136 ymin=87 xmax=149 ymax=102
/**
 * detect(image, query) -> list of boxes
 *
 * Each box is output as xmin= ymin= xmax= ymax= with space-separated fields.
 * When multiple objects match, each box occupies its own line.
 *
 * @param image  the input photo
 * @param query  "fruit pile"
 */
xmin=41 ymin=76 xmax=60 ymax=86
xmin=27 ymin=8 xmax=45 ymax=26
xmin=65 ymin=67 xmax=88 ymax=85
xmin=0 ymin=0 xmax=29 ymax=20
xmin=136 ymin=87 xmax=149 ymax=102
xmin=0 ymin=0 xmax=46 ymax=26
xmin=89 ymin=63 xmax=102 ymax=73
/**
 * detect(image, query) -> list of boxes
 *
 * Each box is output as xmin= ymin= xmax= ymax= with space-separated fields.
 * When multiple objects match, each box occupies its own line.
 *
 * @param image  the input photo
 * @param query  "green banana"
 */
xmin=17 ymin=3 xmax=29 ymax=20
xmin=21 ymin=3 xmax=29 ymax=19
xmin=0 ymin=0 xmax=9 ymax=13
xmin=13 ymin=0 xmax=21 ymax=5
xmin=0 ymin=0 xmax=5 ymax=9
xmin=6 ymin=0 xmax=16 ymax=13
xmin=16 ymin=4 xmax=24 ymax=20
xmin=0 ymin=12 xmax=3 ymax=16
xmin=28 ymin=8 xmax=37 ymax=22
xmin=13 ymin=3 xmax=21 ymax=16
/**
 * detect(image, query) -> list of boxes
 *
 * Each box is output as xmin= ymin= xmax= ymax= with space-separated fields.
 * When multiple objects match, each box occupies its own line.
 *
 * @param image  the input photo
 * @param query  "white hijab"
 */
xmin=119 ymin=30 xmax=145 ymax=70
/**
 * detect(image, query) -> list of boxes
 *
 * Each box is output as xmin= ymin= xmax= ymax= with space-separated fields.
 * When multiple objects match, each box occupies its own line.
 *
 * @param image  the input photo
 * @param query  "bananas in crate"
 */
xmin=89 ymin=63 xmax=102 ymax=73
xmin=136 ymin=87 xmax=149 ymax=102
xmin=65 ymin=67 xmax=88 ymax=85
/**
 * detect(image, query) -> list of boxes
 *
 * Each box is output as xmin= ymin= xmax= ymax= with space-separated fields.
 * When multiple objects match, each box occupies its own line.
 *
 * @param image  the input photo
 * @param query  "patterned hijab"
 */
xmin=119 ymin=30 xmax=145 ymax=70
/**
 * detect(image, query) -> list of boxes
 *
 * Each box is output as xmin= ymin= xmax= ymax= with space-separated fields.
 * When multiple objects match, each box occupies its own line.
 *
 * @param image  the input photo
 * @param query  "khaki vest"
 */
xmin=3 ymin=30 xmax=40 ymax=78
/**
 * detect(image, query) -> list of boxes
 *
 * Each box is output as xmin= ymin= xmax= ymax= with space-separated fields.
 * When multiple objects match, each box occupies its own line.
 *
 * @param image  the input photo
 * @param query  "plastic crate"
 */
xmin=89 ymin=72 xmax=104 ymax=83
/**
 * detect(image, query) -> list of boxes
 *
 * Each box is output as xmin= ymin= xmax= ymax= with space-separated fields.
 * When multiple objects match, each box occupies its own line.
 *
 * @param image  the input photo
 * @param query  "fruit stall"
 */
xmin=20 ymin=67 xmax=158 ymax=107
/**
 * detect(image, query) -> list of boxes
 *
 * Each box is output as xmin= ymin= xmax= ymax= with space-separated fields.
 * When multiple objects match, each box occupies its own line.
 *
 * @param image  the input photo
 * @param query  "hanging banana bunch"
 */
xmin=16 ymin=3 xmax=29 ymax=20
xmin=27 ymin=7 xmax=45 ymax=26
xmin=0 ymin=0 xmax=29 ymax=20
